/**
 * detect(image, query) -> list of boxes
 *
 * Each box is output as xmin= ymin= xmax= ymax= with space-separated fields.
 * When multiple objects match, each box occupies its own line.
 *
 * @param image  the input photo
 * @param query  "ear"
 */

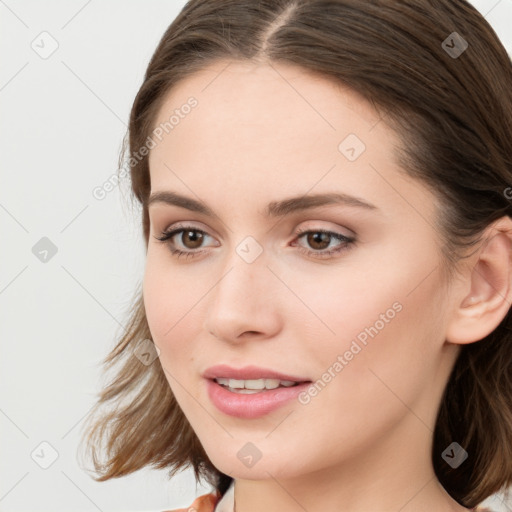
xmin=445 ymin=216 xmax=512 ymax=345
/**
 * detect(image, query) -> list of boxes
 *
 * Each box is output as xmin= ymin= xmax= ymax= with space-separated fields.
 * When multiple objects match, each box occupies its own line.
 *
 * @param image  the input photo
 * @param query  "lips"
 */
xmin=205 ymin=378 xmax=313 ymax=418
xmin=202 ymin=364 xmax=313 ymax=418
xmin=202 ymin=364 xmax=310 ymax=383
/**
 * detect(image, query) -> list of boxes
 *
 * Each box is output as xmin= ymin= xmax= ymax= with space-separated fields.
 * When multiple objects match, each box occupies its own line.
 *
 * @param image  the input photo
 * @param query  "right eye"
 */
xmin=154 ymin=224 xmax=218 ymax=259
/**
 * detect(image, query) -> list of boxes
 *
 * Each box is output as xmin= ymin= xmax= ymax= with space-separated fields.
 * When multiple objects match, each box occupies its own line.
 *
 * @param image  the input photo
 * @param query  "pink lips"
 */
xmin=203 ymin=364 xmax=312 ymax=419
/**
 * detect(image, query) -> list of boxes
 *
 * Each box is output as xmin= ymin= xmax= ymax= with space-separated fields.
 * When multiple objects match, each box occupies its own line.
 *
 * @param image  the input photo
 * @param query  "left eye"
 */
xmin=297 ymin=229 xmax=355 ymax=256
xmin=154 ymin=225 xmax=355 ymax=260
xmin=292 ymin=228 xmax=355 ymax=258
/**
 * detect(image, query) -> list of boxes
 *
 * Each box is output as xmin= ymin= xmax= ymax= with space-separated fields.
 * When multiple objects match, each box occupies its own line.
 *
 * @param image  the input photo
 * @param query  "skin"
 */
xmin=143 ymin=59 xmax=512 ymax=511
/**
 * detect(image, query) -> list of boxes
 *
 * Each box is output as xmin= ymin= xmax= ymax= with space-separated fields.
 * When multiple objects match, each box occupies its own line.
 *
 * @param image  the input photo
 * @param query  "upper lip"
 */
xmin=203 ymin=364 xmax=311 ymax=382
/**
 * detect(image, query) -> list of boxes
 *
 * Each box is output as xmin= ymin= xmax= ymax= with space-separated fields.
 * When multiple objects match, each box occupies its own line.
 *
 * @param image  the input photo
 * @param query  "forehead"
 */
xmin=151 ymin=58 xmax=384 ymax=138
xmin=146 ymin=59 xmax=438 ymax=226
xmin=149 ymin=59 xmax=397 ymax=178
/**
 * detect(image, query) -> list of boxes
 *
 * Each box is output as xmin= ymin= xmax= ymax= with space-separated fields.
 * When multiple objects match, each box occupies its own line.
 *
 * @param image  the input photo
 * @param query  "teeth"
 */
xmin=215 ymin=377 xmax=298 ymax=390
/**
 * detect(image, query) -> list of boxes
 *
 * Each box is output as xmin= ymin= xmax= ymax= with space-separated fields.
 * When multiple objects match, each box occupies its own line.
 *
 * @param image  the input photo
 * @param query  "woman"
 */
xmin=80 ymin=1 xmax=512 ymax=510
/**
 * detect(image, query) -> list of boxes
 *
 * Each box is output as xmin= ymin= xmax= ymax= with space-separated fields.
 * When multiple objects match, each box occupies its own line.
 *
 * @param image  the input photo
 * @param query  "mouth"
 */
xmin=205 ymin=378 xmax=313 ymax=418
xmin=203 ymin=365 xmax=313 ymax=418
xmin=202 ymin=365 xmax=312 ymax=419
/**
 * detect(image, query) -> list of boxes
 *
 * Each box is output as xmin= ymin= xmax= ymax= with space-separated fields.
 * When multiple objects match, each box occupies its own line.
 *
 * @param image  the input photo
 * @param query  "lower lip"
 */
xmin=206 ymin=379 xmax=311 ymax=419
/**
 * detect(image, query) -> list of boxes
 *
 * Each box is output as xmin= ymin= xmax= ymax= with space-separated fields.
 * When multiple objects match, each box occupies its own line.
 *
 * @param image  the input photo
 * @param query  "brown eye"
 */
xmin=294 ymin=228 xmax=356 ymax=259
xmin=305 ymin=232 xmax=331 ymax=251
xmin=180 ymin=230 xmax=204 ymax=249
xmin=154 ymin=225 xmax=217 ymax=259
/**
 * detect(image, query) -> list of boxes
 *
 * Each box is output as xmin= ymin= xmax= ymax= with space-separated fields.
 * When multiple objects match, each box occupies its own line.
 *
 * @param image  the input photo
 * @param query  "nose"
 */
xmin=203 ymin=252 xmax=283 ymax=344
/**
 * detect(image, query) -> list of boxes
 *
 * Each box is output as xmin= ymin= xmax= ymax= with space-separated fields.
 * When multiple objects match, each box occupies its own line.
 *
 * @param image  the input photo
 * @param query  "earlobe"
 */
xmin=445 ymin=216 xmax=512 ymax=345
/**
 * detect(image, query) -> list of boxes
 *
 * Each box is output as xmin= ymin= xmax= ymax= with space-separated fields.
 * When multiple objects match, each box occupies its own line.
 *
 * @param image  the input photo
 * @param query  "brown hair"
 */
xmin=80 ymin=0 xmax=512 ymax=506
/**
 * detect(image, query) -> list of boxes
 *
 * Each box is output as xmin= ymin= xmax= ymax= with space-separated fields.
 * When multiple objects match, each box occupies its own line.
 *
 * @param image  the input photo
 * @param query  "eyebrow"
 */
xmin=146 ymin=190 xmax=378 ymax=217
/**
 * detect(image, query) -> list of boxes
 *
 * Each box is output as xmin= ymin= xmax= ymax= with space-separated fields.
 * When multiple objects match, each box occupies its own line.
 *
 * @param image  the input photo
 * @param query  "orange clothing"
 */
xmin=165 ymin=491 xmax=221 ymax=512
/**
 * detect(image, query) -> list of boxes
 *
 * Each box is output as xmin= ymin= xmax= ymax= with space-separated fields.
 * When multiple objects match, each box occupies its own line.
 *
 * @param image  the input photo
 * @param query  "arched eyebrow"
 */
xmin=265 ymin=192 xmax=378 ymax=216
xmin=146 ymin=190 xmax=378 ymax=218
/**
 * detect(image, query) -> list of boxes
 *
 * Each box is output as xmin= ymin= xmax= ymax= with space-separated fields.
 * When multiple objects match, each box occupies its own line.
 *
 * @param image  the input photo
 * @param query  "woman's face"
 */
xmin=143 ymin=59 xmax=460 ymax=482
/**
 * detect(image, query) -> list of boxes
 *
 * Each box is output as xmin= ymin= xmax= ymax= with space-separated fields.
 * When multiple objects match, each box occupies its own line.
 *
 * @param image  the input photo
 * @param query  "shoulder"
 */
xmin=164 ymin=491 xmax=220 ymax=512
xmin=474 ymin=506 xmax=497 ymax=512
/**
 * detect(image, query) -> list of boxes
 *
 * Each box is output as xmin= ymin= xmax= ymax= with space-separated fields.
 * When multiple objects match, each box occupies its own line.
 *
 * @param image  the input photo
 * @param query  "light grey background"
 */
xmin=1 ymin=1 xmax=511 ymax=511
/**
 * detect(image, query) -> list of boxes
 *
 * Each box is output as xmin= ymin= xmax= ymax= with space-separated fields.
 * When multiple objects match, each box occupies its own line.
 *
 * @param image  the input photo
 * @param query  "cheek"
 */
xmin=143 ymin=251 xmax=195 ymax=338
xmin=143 ymin=255 xmax=171 ymax=341
xmin=271 ymin=274 xmax=445 ymax=469
xmin=142 ymin=253 xmax=206 ymax=380
xmin=287 ymin=249 xmax=446 ymax=407
xmin=142 ymin=257 xmax=177 ymax=361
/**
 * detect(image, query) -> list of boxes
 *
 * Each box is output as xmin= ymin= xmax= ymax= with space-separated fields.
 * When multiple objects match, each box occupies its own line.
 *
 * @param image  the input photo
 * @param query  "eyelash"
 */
xmin=153 ymin=224 xmax=356 ymax=260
